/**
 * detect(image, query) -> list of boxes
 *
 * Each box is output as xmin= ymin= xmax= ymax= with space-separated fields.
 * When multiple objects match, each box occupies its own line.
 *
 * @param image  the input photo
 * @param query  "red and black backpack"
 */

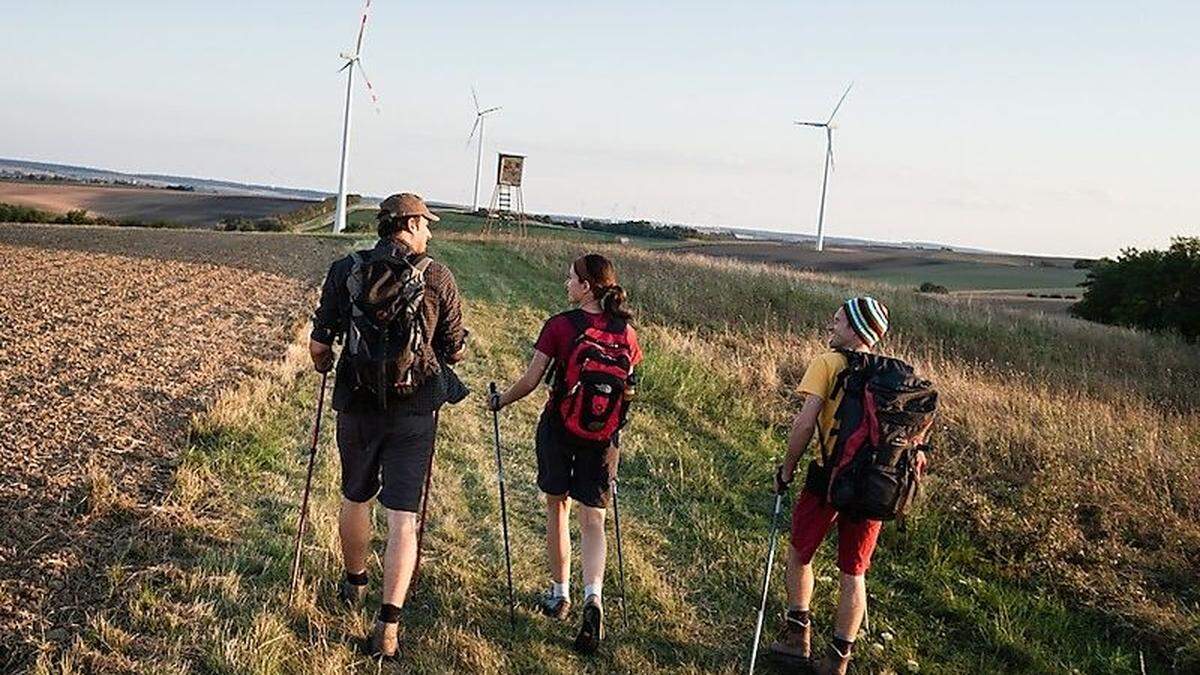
xmin=819 ymin=349 xmax=938 ymax=521
xmin=549 ymin=310 xmax=636 ymax=446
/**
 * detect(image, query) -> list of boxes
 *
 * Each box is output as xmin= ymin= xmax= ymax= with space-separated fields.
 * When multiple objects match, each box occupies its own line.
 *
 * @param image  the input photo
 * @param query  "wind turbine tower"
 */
xmin=332 ymin=0 xmax=380 ymax=233
xmin=467 ymin=87 xmax=502 ymax=212
xmin=795 ymin=82 xmax=853 ymax=252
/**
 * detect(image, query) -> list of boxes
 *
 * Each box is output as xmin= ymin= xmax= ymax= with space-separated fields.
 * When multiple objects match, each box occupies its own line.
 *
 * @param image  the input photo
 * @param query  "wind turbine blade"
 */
xmin=794 ymin=121 xmax=825 ymax=127
xmin=356 ymin=59 xmax=381 ymax=113
xmin=471 ymin=86 xmax=480 ymax=113
xmin=480 ymin=106 xmax=502 ymax=115
xmin=353 ymin=0 xmax=372 ymax=55
xmin=466 ymin=117 xmax=481 ymax=147
xmin=826 ymin=81 xmax=854 ymax=124
xmin=337 ymin=59 xmax=353 ymax=73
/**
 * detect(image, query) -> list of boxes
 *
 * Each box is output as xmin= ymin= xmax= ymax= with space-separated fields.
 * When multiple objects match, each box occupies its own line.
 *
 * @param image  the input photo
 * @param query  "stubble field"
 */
xmin=0 ymin=224 xmax=344 ymax=669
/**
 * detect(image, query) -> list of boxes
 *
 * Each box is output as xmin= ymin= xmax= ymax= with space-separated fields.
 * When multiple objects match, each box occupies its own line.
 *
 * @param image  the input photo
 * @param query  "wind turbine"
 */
xmin=332 ymin=0 xmax=380 ymax=233
xmin=795 ymin=82 xmax=853 ymax=252
xmin=466 ymin=87 xmax=502 ymax=212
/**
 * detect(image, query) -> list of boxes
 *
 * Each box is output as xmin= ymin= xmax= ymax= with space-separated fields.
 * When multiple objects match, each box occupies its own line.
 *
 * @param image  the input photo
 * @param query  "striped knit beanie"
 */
xmin=843 ymin=296 xmax=890 ymax=347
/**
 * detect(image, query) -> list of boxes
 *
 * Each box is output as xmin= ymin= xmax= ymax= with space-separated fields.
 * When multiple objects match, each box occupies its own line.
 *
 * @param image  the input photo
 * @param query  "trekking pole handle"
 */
xmin=489 ymin=382 xmax=504 ymax=484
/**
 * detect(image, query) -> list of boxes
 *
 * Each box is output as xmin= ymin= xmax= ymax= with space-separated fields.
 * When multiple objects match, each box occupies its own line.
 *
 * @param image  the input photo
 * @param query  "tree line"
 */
xmin=1073 ymin=236 xmax=1199 ymax=342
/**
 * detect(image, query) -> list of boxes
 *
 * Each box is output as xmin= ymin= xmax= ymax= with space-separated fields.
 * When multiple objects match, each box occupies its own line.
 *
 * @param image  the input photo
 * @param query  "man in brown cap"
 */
xmin=309 ymin=193 xmax=467 ymax=658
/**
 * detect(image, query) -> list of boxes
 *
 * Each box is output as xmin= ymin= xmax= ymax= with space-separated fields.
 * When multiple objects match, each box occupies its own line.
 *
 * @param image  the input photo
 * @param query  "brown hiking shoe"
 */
xmin=812 ymin=644 xmax=851 ymax=675
xmin=572 ymin=595 xmax=604 ymax=655
xmin=767 ymin=611 xmax=811 ymax=660
xmin=366 ymin=620 xmax=399 ymax=660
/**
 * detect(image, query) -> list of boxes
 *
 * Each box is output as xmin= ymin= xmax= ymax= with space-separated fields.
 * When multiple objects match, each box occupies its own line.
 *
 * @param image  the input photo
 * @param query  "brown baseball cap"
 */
xmin=379 ymin=192 xmax=440 ymax=223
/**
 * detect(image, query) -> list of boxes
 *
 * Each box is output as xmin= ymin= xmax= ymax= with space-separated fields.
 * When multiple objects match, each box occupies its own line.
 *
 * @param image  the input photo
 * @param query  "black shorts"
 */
xmin=336 ymin=411 xmax=437 ymax=512
xmin=535 ymin=412 xmax=620 ymax=509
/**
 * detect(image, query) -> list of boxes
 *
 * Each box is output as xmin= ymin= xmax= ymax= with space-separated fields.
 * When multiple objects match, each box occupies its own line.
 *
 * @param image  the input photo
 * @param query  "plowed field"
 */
xmin=0 ymin=224 xmax=347 ymax=667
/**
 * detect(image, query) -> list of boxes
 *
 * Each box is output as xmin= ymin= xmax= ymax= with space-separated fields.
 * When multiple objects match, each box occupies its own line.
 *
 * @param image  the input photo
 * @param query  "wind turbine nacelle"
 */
xmin=339 ymin=52 xmax=357 ymax=61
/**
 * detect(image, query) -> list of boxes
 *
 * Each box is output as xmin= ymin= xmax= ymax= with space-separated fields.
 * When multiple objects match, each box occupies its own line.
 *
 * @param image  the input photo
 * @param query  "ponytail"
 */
xmin=598 ymin=284 xmax=632 ymax=322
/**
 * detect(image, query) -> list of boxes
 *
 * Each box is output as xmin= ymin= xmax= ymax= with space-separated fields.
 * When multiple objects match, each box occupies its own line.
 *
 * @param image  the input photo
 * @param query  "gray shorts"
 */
xmin=336 ymin=411 xmax=437 ymax=512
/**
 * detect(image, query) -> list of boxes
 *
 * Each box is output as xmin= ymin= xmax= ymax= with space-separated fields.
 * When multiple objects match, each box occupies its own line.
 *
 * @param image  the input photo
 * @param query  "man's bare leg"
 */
xmin=339 ymin=498 xmax=372 ymax=575
xmin=380 ymin=509 xmax=419 ymax=608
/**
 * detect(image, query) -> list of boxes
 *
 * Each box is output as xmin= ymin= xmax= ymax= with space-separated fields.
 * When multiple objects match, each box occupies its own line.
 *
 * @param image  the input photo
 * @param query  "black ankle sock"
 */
xmin=832 ymin=635 xmax=854 ymax=657
xmin=346 ymin=571 xmax=368 ymax=586
xmin=377 ymin=603 xmax=402 ymax=623
xmin=786 ymin=609 xmax=811 ymax=626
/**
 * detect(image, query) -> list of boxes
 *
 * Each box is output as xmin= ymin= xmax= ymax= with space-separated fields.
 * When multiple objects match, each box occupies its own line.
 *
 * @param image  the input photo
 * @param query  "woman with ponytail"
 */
xmin=489 ymin=253 xmax=642 ymax=654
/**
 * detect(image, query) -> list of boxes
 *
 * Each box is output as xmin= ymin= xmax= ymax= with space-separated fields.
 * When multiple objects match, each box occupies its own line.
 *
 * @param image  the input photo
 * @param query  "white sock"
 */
xmin=583 ymin=582 xmax=602 ymax=604
xmin=552 ymin=580 xmax=569 ymax=598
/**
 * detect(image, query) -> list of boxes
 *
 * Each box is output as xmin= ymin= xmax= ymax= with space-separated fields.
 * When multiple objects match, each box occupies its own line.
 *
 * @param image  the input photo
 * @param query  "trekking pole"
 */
xmin=413 ymin=410 xmax=439 ymax=581
xmin=288 ymin=370 xmax=329 ymax=604
xmin=489 ymin=382 xmax=516 ymax=626
xmin=610 ymin=477 xmax=630 ymax=631
xmin=748 ymin=491 xmax=785 ymax=675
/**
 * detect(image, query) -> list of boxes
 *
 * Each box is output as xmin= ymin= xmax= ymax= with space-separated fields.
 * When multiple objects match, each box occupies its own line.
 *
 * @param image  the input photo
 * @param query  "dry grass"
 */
xmin=470 ymin=232 xmax=1200 ymax=663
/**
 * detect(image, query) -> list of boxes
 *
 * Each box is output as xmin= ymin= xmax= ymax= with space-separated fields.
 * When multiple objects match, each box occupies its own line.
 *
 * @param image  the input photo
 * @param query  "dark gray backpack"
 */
xmin=345 ymin=249 xmax=433 ymax=408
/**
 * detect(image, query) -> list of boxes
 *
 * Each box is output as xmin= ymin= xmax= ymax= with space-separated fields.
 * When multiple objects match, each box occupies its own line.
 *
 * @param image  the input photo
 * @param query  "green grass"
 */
xmin=48 ymin=233 xmax=1195 ymax=673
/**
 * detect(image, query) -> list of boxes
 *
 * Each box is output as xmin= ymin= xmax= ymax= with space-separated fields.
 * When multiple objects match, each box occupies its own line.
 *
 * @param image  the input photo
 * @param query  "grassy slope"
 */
xmin=44 ymin=232 xmax=1197 ymax=674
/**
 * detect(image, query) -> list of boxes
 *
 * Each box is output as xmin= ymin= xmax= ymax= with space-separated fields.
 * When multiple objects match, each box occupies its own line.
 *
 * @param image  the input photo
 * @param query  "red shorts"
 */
xmin=790 ymin=489 xmax=882 ymax=576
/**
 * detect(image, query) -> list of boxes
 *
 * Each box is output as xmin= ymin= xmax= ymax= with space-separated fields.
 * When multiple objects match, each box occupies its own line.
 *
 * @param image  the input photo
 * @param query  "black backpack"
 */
xmin=344 ymin=248 xmax=433 ymax=409
xmin=820 ymin=350 xmax=938 ymax=521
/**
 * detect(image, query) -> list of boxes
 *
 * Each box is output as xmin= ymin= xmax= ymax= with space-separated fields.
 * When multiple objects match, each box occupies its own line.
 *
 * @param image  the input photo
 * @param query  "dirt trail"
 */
xmin=0 ymin=224 xmax=349 ymax=669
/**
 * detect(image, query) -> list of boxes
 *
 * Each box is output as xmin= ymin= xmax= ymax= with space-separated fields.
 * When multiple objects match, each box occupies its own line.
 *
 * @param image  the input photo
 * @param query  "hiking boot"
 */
xmin=338 ymin=579 xmax=368 ymax=608
xmin=767 ymin=611 xmax=811 ymax=661
xmin=812 ymin=644 xmax=851 ymax=675
xmin=366 ymin=620 xmax=399 ymax=660
xmin=538 ymin=591 xmax=571 ymax=620
xmin=572 ymin=596 xmax=604 ymax=655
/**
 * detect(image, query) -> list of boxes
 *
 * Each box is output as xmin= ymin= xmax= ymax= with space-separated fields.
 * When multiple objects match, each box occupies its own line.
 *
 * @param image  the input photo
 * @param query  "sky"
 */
xmin=2 ymin=1 xmax=1197 ymax=257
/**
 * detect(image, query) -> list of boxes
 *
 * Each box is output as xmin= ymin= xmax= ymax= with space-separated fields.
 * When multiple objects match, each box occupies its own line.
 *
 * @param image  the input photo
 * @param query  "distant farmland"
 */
xmin=0 ymin=181 xmax=317 ymax=227
xmin=670 ymin=241 xmax=1088 ymax=291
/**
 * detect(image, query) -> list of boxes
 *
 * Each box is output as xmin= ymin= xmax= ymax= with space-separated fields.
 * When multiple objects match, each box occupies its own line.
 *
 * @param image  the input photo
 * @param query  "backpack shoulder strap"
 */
xmin=565 ymin=309 xmax=591 ymax=336
xmin=830 ymin=349 xmax=864 ymax=400
xmin=346 ymin=251 xmax=366 ymax=301
xmin=412 ymin=255 xmax=434 ymax=277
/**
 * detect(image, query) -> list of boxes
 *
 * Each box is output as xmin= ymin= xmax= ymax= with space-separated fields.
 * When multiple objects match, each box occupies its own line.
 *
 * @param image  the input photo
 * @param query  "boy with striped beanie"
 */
xmin=769 ymin=295 xmax=921 ymax=675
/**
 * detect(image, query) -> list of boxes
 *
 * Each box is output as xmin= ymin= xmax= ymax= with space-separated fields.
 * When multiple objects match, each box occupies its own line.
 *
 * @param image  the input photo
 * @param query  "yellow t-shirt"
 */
xmin=797 ymin=351 xmax=850 ymax=466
